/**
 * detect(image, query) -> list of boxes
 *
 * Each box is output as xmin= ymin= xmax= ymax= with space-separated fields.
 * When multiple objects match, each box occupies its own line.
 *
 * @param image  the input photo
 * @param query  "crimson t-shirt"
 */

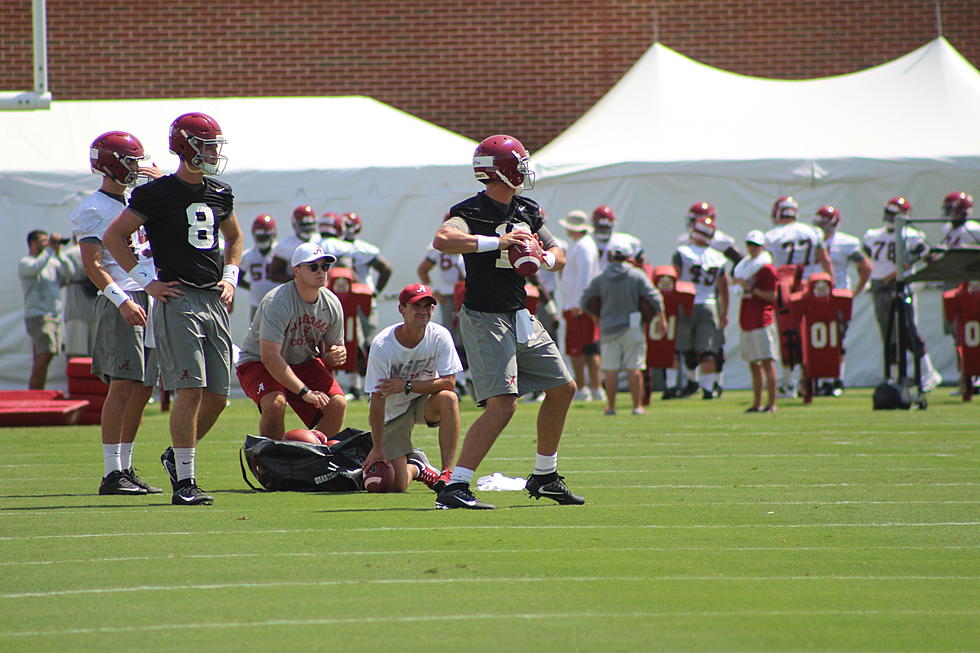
xmin=739 ymin=264 xmax=776 ymax=330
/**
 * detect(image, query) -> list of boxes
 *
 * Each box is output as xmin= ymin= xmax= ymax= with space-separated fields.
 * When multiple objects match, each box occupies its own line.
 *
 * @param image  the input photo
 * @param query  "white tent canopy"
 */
xmin=1 ymin=96 xmax=477 ymax=390
xmin=531 ymin=38 xmax=980 ymax=389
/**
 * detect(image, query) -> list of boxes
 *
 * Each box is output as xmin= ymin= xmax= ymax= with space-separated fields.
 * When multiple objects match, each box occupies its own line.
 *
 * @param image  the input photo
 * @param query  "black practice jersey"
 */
xmin=128 ymin=174 xmax=234 ymax=287
xmin=449 ymin=191 xmax=551 ymax=313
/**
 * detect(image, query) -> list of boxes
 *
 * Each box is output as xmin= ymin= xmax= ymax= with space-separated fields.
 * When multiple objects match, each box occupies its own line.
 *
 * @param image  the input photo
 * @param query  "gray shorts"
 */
xmin=92 ymin=292 xmax=159 ymax=385
xmin=24 ymin=315 xmax=62 ymax=355
xmin=676 ymin=303 xmax=721 ymax=354
xmin=740 ymin=323 xmax=778 ymax=363
xmin=153 ymin=285 xmax=232 ymax=394
xmin=459 ymin=306 xmax=572 ymax=404
xmin=600 ymin=327 xmax=646 ymax=371
xmin=381 ymin=395 xmax=432 ymax=460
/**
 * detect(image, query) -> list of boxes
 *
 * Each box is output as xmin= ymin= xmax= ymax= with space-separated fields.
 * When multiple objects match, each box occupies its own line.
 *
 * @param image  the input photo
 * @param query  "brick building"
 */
xmin=2 ymin=0 xmax=978 ymax=151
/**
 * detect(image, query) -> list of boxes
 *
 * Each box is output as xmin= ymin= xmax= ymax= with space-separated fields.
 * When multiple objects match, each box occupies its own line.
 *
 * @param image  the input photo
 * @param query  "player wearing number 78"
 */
xmin=104 ymin=112 xmax=243 ymax=507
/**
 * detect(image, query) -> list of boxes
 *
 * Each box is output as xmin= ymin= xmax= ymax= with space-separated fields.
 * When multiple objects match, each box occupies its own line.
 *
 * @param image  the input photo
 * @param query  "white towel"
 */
xmin=515 ymin=308 xmax=534 ymax=344
xmin=733 ymin=251 xmax=772 ymax=284
xmin=477 ymin=473 xmax=527 ymax=491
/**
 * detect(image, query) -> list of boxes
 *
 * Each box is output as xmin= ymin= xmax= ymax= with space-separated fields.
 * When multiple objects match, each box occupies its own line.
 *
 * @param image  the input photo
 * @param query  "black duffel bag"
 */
xmin=239 ymin=427 xmax=372 ymax=492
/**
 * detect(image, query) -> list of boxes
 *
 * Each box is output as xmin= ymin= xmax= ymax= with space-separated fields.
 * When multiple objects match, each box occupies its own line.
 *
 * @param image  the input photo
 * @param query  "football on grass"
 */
xmin=508 ymin=239 xmax=543 ymax=276
xmin=363 ymin=461 xmax=395 ymax=493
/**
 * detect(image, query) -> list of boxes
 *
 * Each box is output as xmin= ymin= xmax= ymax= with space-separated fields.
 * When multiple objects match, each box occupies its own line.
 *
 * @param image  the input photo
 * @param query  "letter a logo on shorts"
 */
xmin=180 ymin=369 xmax=189 ymax=380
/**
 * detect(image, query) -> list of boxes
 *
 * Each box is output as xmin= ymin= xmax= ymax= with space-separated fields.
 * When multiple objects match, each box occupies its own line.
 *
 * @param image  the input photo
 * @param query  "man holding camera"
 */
xmin=19 ymin=230 xmax=72 ymax=389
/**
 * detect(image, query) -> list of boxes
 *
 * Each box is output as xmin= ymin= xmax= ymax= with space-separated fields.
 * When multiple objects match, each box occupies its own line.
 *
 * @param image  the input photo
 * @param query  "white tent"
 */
xmin=531 ymin=37 xmax=980 ymax=390
xmin=0 ymin=96 xmax=477 ymax=390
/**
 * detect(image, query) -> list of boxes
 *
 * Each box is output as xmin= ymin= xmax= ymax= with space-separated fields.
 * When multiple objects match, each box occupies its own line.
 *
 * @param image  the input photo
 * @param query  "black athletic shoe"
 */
xmin=661 ymin=388 xmax=678 ymax=400
xmin=435 ymin=482 xmax=495 ymax=510
xmin=124 ymin=467 xmax=162 ymax=494
xmin=525 ymin=472 xmax=585 ymax=505
xmin=713 ymin=382 xmax=724 ymax=398
xmin=160 ymin=446 xmax=178 ymax=490
xmin=408 ymin=449 xmax=442 ymax=491
xmin=99 ymin=469 xmax=147 ymax=495
xmin=701 ymin=387 xmax=717 ymax=400
xmin=678 ymin=380 xmax=700 ymax=398
xmin=172 ymin=478 xmax=213 ymax=506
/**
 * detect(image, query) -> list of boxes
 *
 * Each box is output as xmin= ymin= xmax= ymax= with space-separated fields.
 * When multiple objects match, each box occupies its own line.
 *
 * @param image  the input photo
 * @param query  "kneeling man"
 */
xmin=236 ymin=243 xmax=348 ymax=438
xmin=362 ymin=283 xmax=461 ymax=492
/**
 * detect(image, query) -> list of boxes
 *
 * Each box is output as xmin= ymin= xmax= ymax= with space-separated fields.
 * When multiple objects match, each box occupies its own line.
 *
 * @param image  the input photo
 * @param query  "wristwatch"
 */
xmin=404 ymin=380 xmax=414 ymax=394
xmin=297 ymin=385 xmax=310 ymax=398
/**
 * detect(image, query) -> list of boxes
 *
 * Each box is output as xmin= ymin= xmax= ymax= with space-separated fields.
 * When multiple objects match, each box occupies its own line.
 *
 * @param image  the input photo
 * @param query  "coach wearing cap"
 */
xmin=361 ymin=283 xmax=463 ymax=493
xmin=236 ymin=242 xmax=348 ymax=439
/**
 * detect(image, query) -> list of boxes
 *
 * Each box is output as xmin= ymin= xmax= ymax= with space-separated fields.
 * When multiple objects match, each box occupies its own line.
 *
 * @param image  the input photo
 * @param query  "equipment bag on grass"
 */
xmin=239 ymin=427 xmax=372 ymax=492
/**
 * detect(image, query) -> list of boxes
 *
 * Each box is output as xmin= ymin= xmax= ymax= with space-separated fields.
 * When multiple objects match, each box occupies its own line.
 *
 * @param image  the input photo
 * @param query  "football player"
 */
xmin=672 ymin=215 xmax=730 ymax=399
xmin=70 ymin=131 xmax=164 ymax=496
xmin=104 ymin=112 xmax=243 ymax=506
xmin=861 ymin=196 xmax=942 ymax=390
xmin=592 ymin=204 xmax=644 ymax=271
xmin=432 ymin=134 xmax=582 ymax=510
xmin=938 ymin=192 xmax=980 ymax=249
xmin=239 ymin=214 xmax=280 ymax=320
xmin=269 ymin=205 xmax=319 ymax=282
xmin=764 ymin=195 xmax=833 ymax=397
xmin=812 ymin=205 xmax=872 ymax=395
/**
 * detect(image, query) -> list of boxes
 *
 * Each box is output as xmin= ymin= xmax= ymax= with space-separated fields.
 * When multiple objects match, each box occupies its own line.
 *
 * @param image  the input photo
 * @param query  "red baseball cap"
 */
xmin=398 ymin=283 xmax=436 ymax=306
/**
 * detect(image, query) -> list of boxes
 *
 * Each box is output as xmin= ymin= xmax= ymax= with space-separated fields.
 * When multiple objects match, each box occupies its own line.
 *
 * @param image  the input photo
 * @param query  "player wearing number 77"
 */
xmin=431 ymin=134 xmax=584 ymax=510
xmin=104 ymin=112 xmax=243 ymax=507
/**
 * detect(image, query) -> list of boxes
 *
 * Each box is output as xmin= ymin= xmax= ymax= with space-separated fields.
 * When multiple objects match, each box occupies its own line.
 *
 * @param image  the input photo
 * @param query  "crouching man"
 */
xmin=236 ymin=243 xmax=348 ymax=439
xmin=361 ymin=284 xmax=462 ymax=492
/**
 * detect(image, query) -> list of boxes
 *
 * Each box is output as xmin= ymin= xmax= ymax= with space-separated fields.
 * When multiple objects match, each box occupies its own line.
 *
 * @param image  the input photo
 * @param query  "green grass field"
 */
xmin=0 ymin=389 xmax=977 ymax=652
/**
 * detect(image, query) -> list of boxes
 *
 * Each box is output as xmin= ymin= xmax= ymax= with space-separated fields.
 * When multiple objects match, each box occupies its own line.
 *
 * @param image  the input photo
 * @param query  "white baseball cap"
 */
xmin=745 ymin=230 xmax=766 ymax=246
xmin=291 ymin=242 xmax=337 ymax=267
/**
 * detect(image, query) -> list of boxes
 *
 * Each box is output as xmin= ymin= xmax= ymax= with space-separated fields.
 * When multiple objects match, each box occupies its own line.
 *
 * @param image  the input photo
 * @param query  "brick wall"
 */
xmin=1 ymin=0 xmax=978 ymax=151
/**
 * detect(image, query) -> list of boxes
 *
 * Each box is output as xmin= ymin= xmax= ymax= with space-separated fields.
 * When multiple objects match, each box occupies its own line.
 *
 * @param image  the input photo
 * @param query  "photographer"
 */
xmin=19 ymin=230 xmax=72 ymax=389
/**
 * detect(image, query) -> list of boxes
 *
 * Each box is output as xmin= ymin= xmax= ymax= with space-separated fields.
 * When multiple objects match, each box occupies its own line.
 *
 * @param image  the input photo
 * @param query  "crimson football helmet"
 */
xmin=343 ymin=212 xmax=363 ymax=241
xmin=813 ymin=205 xmax=841 ymax=233
xmin=90 ymin=131 xmax=147 ymax=187
xmin=472 ymin=135 xmax=534 ymax=190
xmin=690 ymin=215 xmax=717 ymax=243
xmin=291 ymin=205 xmax=317 ymax=238
xmin=318 ymin=212 xmax=343 ymax=238
xmin=686 ymin=201 xmax=716 ymax=228
xmin=169 ymin=112 xmax=227 ymax=175
xmin=883 ymin=196 xmax=912 ymax=228
xmin=771 ymin=195 xmax=798 ymax=222
xmin=943 ymin=191 xmax=973 ymax=223
xmin=251 ymin=214 xmax=277 ymax=248
xmin=592 ymin=205 xmax=616 ymax=242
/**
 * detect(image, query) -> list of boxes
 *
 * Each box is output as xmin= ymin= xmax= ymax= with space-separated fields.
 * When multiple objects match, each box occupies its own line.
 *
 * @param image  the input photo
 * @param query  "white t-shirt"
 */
xmin=558 ymin=234 xmax=599 ymax=311
xmin=823 ymin=230 xmax=863 ymax=290
xmin=862 ymin=226 xmax=929 ymax=280
xmin=673 ymin=243 xmax=728 ymax=305
xmin=241 ymin=245 xmax=279 ymax=308
xmin=70 ymin=190 xmax=154 ymax=292
xmin=764 ymin=221 xmax=826 ymax=278
xmin=423 ymin=246 xmax=465 ymax=295
xmin=365 ymin=321 xmax=462 ymax=422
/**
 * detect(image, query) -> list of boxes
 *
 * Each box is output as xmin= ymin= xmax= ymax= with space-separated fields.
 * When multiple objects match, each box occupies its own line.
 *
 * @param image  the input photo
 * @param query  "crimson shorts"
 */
xmin=563 ymin=310 xmax=599 ymax=356
xmin=236 ymin=358 xmax=343 ymax=428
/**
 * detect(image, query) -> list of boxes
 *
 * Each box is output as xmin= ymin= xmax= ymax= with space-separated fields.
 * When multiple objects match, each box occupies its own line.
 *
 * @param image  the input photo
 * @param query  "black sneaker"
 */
xmin=678 ymin=380 xmax=700 ymax=398
xmin=160 ymin=446 xmax=178 ymax=490
xmin=99 ymin=469 xmax=147 ymax=495
xmin=124 ymin=467 xmax=162 ymax=494
xmin=435 ymin=482 xmax=495 ymax=510
xmin=661 ymin=388 xmax=677 ymax=400
xmin=701 ymin=387 xmax=717 ymax=400
xmin=525 ymin=472 xmax=585 ymax=505
xmin=713 ymin=382 xmax=724 ymax=398
xmin=172 ymin=478 xmax=213 ymax=506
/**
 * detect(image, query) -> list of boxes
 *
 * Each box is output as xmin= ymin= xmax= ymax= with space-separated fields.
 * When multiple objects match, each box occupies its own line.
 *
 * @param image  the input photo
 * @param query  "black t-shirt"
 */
xmin=128 ymin=174 xmax=234 ymax=287
xmin=449 ymin=191 xmax=550 ymax=313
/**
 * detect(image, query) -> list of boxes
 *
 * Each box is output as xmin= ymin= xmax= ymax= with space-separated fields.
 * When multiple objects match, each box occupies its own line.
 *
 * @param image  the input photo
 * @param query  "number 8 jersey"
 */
xmin=128 ymin=174 xmax=234 ymax=288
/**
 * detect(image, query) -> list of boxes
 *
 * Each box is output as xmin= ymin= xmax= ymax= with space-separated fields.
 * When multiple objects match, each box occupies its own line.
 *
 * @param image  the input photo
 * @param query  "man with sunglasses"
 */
xmin=236 ymin=242 xmax=348 ymax=442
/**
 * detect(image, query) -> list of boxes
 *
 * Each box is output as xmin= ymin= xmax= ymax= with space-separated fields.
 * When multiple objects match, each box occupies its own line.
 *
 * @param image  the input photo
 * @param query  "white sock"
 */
xmin=102 ymin=444 xmax=121 ymax=477
xmin=449 ymin=466 xmax=474 ymax=486
xmin=667 ymin=367 xmax=680 ymax=386
xmin=174 ymin=447 xmax=195 ymax=482
xmin=701 ymin=372 xmax=716 ymax=390
xmin=119 ymin=442 xmax=134 ymax=470
xmin=534 ymin=453 xmax=558 ymax=475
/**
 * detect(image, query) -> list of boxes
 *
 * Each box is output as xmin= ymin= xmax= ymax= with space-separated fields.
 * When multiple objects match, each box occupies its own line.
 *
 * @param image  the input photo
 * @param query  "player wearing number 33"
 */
xmin=104 ymin=112 xmax=243 ymax=507
xmin=431 ymin=134 xmax=584 ymax=510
